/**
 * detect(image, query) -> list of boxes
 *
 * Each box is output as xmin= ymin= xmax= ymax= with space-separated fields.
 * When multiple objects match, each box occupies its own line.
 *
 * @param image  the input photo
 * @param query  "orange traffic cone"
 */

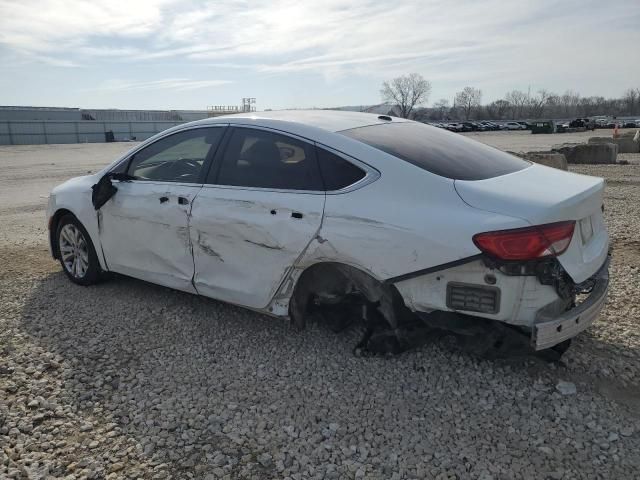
xmin=613 ymin=123 xmax=619 ymax=139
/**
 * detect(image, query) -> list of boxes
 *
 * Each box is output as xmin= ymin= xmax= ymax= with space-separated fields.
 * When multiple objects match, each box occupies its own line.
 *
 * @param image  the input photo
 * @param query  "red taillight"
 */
xmin=473 ymin=221 xmax=575 ymax=261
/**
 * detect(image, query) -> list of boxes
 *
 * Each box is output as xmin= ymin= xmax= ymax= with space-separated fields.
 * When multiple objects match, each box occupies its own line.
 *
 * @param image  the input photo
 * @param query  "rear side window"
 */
xmin=212 ymin=128 xmax=323 ymax=191
xmin=340 ymin=122 xmax=529 ymax=180
xmin=317 ymin=147 xmax=366 ymax=191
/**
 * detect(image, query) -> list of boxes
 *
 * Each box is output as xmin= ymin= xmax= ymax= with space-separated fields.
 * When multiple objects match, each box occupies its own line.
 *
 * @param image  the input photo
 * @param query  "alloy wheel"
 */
xmin=59 ymin=223 xmax=89 ymax=279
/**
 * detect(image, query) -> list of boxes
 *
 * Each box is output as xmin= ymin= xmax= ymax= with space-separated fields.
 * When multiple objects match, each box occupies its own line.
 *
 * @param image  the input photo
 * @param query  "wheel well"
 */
xmin=288 ymin=262 xmax=411 ymax=330
xmin=49 ymin=209 xmax=74 ymax=259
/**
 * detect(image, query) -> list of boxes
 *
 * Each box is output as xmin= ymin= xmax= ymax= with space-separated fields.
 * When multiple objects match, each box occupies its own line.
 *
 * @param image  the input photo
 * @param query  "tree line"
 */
xmin=381 ymin=73 xmax=640 ymax=121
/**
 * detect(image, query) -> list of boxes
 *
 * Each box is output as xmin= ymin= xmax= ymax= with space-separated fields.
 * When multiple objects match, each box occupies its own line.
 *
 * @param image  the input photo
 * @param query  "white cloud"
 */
xmin=0 ymin=0 xmax=174 ymax=53
xmin=27 ymin=53 xmax=80 ymax=67
xmin=89 ymin=78 xmax=232 ymax=92
xmin=0 ymin=0 xmax=560 ymax=69
xmin=76 ymin=46 xmax=142 ymax=57
xmin=1 ymin=0 xmax=639 ymax=103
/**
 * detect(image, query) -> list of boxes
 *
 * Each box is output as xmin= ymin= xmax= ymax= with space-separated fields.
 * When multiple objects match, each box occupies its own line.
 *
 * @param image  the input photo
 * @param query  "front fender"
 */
xmin=48 ymin=175 xmax=108 ymax=271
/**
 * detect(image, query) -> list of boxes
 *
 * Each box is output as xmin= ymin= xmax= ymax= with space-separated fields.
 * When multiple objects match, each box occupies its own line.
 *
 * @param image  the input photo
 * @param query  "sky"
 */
xmin=1 ymin=0 xmax=639 ymax=111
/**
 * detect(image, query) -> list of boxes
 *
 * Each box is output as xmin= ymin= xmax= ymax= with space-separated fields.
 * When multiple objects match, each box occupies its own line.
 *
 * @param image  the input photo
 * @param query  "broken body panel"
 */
xmin=48 ymin=174 xmax=107 ymax=270
xmin=454 ymin=163 xmax=608 ymax=283
xmin=190 ymin=186 xmax=324 ymax=309
xmin=99 ymin=180 xmax=199 ymax=293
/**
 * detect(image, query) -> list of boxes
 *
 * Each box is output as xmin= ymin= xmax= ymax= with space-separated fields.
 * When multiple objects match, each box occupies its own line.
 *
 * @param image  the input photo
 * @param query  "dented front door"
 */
xmin=99 ymin=181 xmax=201 ymax=293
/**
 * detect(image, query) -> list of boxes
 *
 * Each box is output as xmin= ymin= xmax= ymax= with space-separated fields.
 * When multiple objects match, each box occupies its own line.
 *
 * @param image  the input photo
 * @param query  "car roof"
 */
xmin=192 ymin=109 xmax=410 ymax=133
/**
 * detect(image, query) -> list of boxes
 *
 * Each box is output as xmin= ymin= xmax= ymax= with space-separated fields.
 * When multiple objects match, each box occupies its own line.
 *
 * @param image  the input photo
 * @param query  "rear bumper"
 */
xmin=532 ymin=256 xmax=610 ymax=350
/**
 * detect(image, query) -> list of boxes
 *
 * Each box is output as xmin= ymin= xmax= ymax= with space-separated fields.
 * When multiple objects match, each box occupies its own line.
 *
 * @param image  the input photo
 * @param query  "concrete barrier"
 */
xmin=524 ymin=152 xmax=568 ymax=170
xmin=588 ymin=136 xmax=639 ymax=154
xmin=508 ymin=151 xmax=568 ymax=170
xmin=620 ymin=130 xmax=640 ymax=138
xmin=552 ymin=143 xmax=618 ymax=164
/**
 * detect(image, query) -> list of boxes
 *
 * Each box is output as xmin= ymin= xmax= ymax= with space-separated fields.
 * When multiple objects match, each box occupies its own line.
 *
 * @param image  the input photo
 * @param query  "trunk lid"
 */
xmin=455 ymin=163 xmax=609 ymax=283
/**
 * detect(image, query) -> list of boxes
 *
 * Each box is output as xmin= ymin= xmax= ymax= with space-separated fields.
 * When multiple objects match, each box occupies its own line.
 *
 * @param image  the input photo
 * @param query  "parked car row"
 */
xmin=555 ymin=118 xmax=597 ymax=133
xmin=429 ymin=118 xmax=640 ymax=134
xmin=428 ymin=121 xmax=531 ymax=132
xmin=594 ymin=118 xmax=640 ymax=129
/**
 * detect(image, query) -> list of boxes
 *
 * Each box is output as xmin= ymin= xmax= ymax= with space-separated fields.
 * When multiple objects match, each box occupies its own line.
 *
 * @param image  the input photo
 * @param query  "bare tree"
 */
xmin=380 ymin=73 xmax=432 ymax=118
xmin=484 ymin=99 xmax=510 ymax=120
xmin=560 ymin=90 xmax=581 ymax=117
xmin=504 ymin=90 xmax=529 ymax=119
xmin=527 ymin=89 xmax=551 ymax=118
xmin=411 ymin=107 xmax=430 ymax=122
xmin=419 ymin=86 xmax=638 ymax=121
xmin=455 ymin=87 xmax=482 ymax=120
xmin=622 ymin=88 xmax=640 ymax=116
xmin=544 ymin=93 xmax=561 ymax=117
xmin=433 ymin=98 xmax=450 ymax=120
xmin=578 ymin=96 xmax=606 ymax=117
xmin=590 ymin=96 xmax=609 ymax=116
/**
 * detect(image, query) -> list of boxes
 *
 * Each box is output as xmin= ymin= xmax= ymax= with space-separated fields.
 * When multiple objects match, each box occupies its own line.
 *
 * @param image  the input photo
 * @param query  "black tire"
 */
xmin=56 ymin=214 xmax=102 ymax=285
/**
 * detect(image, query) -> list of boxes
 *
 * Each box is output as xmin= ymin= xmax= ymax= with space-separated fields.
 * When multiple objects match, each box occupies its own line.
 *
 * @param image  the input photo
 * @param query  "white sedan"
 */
xmin=47 ymin=111 xmax=610 ymax=354
xmin=504 ymin=121 xmax=526 ymax=130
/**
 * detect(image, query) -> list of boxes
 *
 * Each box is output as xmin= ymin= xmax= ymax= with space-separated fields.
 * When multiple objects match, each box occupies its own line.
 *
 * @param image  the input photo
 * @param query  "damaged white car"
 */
xmin=47 ymin=111 xmax=610 ymax=355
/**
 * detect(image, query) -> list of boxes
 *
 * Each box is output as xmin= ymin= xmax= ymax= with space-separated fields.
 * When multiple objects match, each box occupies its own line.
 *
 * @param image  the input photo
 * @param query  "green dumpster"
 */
xmin=531 ymin=120 xmax=555 ymax=134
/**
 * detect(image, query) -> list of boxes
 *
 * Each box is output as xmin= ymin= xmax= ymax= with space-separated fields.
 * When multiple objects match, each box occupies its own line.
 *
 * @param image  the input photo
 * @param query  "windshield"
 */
xmin=340 ymin=122 xmax=530 ymax=180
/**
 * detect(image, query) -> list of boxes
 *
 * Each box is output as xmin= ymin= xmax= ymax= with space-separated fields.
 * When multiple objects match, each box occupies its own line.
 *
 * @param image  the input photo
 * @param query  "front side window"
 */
xmin=127 ymin=128 xmax=223 ymax=183
xmin=212 ymin=128 xmax=322 ymax=190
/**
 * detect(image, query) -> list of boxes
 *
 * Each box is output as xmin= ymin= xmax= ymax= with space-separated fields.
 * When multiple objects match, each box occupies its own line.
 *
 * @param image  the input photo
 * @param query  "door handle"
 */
xmin=159 ymin=196 xmax=169 ymax=204
xmin=178 ymin=196 xmax=189 ymax=205
xmin=291 ymin=212 xmax=303 ymax=219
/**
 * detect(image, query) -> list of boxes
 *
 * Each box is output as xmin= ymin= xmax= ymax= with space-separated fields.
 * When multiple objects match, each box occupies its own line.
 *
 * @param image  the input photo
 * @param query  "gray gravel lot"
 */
xmin=1 ymin=134 xmax=639 ymax=479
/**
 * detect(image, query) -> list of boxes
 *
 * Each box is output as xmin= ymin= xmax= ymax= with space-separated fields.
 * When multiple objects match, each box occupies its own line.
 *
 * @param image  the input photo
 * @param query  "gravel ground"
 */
xmin=1 ymin=137 xmax=639 ymax=479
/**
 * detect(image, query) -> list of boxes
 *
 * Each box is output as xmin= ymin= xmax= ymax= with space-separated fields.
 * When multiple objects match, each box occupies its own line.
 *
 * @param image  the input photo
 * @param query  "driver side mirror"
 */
xmin=91 ymin=174 xmax=118 ymax=210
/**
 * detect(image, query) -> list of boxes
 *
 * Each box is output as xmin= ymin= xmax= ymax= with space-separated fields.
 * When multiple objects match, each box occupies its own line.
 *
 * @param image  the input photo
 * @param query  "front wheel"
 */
xmin=56 ymin=215 xmax=101 ymax=285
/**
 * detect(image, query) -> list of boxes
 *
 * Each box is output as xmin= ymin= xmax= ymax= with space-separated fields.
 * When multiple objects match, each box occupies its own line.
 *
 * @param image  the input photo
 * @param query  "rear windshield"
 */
xmin=340 ymin=122 xmax=529 ymax=180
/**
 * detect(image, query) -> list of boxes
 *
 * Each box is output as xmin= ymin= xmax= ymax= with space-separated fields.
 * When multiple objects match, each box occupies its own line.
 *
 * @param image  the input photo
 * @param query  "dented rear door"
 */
xmin=190 ymin=187 xmax=324 ymax=308
xmin=189 ymin=126 xmax=325 ymax=309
